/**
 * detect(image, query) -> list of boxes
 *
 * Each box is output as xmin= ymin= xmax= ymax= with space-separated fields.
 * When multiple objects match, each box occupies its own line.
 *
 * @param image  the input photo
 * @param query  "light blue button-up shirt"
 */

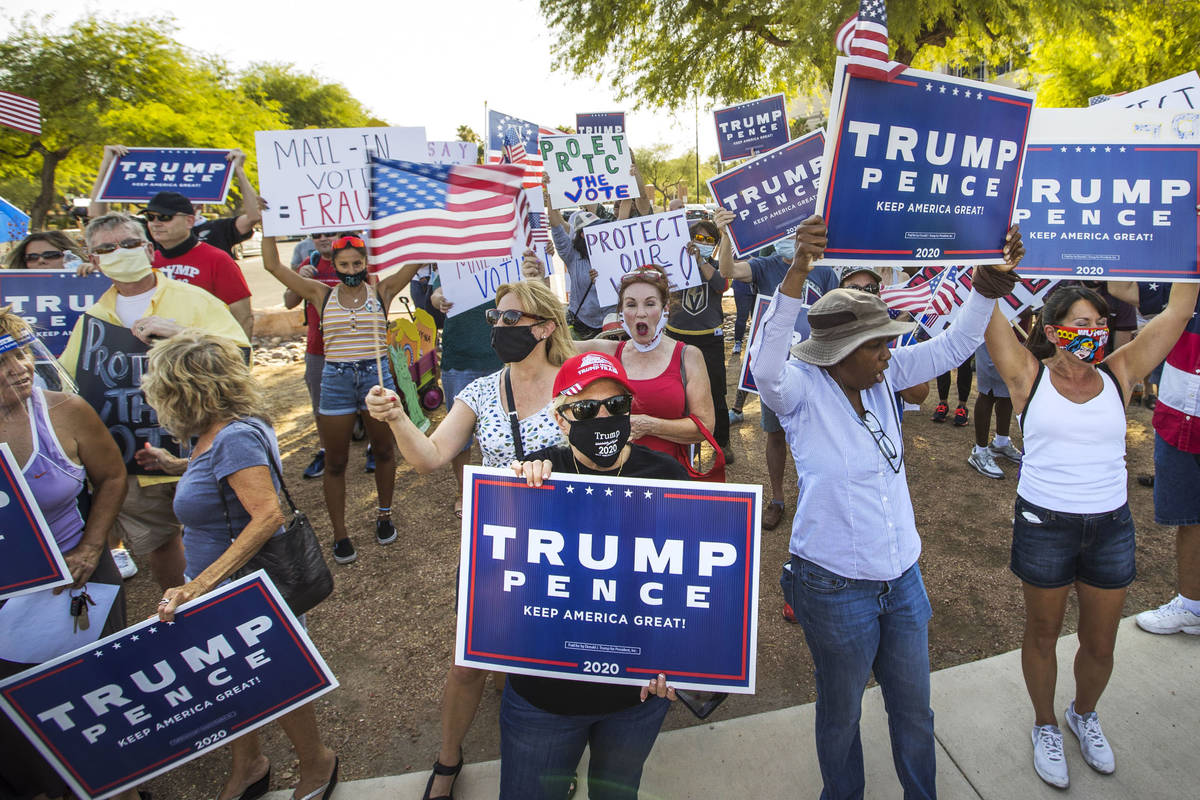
xmin=750 ymin=288 xmax=995 ymax=580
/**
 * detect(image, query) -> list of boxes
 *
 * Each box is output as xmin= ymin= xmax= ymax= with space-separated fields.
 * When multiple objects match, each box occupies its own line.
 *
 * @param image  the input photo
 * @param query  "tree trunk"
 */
xmin=29 ymin=146 xmax=69 ymax=231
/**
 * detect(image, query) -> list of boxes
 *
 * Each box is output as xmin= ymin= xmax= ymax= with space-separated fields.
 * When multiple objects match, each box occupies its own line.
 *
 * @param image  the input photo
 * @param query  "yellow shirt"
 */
xmin=59 ymin=274 xmax=250 ymax=486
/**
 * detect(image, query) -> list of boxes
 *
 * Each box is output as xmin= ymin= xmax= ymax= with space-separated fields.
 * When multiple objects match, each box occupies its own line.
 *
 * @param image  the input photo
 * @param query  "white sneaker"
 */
xmin=989 ymin=441 xmax=1024 ymax=464
xmin=1032 ymin=724 xmax=1070 ymax=788
xmin=968 ymin=447 xmax=1004 ymax=479
xmin=1135 ymin=595 xmax=1200 ymax=635
xmin=1065 ymin=702 xmax=1115 ymax=774
xmin=111 ymin=548 xmax=138 ymax=580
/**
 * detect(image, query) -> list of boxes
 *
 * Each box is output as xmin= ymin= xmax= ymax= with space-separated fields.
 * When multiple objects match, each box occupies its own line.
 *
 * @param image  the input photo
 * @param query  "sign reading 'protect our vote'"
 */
xmin=0 ymin=573 xmax=338 ymax=800
xmin=456 ymin=467 xmax=762 ymax=693
xmin=817 ymin=57 xmax=1034 ymax=267
xmin=540 ymin=134 xmax=636 ymax=208
xmin=584 ymin=210 xmax=702 ymax=306
xmin=97 ymin=148 xmax=234 ymax=204
xmin=713 ymin=94 xmax=790 ymax=162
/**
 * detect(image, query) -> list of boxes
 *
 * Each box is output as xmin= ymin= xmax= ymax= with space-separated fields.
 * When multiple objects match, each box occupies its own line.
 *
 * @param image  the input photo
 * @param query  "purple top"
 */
xmin=23 ymin=388 xmax=87 ymax=553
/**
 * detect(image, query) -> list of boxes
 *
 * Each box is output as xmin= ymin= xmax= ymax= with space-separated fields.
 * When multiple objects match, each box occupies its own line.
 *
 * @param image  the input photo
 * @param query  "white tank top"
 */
xmin=1017 ymin=363 xmax=1127 ymax=513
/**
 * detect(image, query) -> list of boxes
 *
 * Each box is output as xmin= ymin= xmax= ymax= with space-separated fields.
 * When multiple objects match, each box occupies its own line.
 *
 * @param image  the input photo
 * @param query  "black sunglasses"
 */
xmin=861 ymin=410 xmax=902 ymax=473
xmin=559 ymin=394 xmax=633 ymax=420
xmin=486 ymin=308 xmax=549 ymax=326
xmin=143 ymin=212 xmax=180 ymax=222
xmin=90 ymin=238 xmax=145 ymax=255
xmin=846 ymin=283 xmax=880 ymax=294
xmin=24 ymin=250 xmax=65 ymax=263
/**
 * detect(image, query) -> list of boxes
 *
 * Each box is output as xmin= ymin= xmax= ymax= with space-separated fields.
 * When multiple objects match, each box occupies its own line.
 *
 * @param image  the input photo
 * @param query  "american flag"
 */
xmin=880 ymin=265 xmax=964 ymax=315
xmin=491 ymin=116 xmax=553 ymax=245
xmin=0 ymin=91 xmax=41 ymax=135
xmin=366 ymin=155 xmax=531 ymax=275
xmin=841 ymin=0 xmax=907 ymax=81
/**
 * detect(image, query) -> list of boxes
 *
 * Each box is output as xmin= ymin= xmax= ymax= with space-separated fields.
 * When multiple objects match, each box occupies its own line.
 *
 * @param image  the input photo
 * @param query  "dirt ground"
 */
xmin=124 ymin=300 xmax=1176 ymax=799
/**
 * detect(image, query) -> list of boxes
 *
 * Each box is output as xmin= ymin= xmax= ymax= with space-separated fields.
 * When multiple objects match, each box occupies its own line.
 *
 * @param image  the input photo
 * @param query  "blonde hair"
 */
xmin=494 ymin=280 xmax=574 ymax=367
xmin=0 ymin=306 xmax=35 ymax=342
xmin=141 ymin=331 xmax=267 ymax=440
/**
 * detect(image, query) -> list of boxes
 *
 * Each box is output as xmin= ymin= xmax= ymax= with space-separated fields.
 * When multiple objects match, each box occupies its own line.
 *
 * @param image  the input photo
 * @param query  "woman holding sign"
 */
xmin=263 ymin=235 xmax=418 ymax=565
xmin=506 ymin=351 xmax=683 ymax=800
xmin=983 ymin=280 xmax=1200 ymax=789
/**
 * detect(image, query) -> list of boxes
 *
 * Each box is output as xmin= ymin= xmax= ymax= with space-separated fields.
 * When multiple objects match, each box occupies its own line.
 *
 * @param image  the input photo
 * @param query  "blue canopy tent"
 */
xmin=0 ymin=196 xmax=30 ymax=243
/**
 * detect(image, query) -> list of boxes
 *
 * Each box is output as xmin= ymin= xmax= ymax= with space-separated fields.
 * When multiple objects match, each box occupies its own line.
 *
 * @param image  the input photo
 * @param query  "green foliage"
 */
xmin=635 ymin=144 xmax=720 ymax=203
xmin=239 ymin=63 xmax=386 ymax=129
xmin=456 ymin=125 xmax=481 ymax=143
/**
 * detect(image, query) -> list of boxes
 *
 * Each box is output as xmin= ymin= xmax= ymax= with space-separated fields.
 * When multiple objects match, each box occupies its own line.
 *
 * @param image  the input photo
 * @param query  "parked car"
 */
xmin=232 ymin=229 xmax=263 ymax=259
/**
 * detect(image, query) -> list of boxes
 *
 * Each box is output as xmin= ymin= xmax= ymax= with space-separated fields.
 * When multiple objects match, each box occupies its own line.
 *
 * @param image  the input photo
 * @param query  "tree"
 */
xmin=456 ymin=125 xmax=480 ymax=143
xmin=537 ymin=0 xmax=1120 ymax=109
xmin=634 ymin=144 xmax=720 ymax=204
xmin=239 ymin=63 xmax=386 ymax=129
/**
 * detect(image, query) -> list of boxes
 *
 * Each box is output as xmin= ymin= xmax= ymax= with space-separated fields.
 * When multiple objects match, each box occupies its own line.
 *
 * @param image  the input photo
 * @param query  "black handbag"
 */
xmin=219 ymin=422 xmax=334 ymax=616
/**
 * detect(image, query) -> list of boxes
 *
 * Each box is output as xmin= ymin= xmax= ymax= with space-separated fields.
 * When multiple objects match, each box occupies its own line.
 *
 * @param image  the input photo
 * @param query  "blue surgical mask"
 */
xmin=695 ymin=243 xmax=715 ymax=258
xmin=774 ymin=238 xmax=795 ymax=262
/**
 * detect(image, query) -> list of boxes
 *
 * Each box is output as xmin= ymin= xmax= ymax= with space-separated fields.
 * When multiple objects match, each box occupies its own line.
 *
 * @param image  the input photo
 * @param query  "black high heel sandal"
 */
xmin=216 ymin=766 xmax=270 ymax=800
xmin=421 ymin=751 xmax=463 ymax=800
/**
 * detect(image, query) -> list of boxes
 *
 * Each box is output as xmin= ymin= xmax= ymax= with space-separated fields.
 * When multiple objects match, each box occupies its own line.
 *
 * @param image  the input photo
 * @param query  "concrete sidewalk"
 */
xmin=267 ymin=617 xmax=1197 ymax=798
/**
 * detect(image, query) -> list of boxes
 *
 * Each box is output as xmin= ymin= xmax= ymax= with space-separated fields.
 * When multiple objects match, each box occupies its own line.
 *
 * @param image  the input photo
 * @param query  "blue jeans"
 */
xmin=499 ymin=685 xmax=670 ymax=800
xmin=788 ymin=556 xmax=936 ymax=800
xmin=318 ymin=359 xmax=396 ymax=416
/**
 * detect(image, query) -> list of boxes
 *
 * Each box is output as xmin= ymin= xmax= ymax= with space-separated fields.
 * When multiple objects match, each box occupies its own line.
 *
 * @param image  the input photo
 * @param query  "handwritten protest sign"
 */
xmin=255 ymin=126 xmax=426 ymax=236
xmin=0 ymin=573 xmax=337 ymax=800
xmin=713 ymin=94 xmax=789 ymax=162
xmin=709 ymin=130 xmax=825 ymax=257
xmin=437 ymin=244 xmax=552 ymax=317
xmin=576 ymin=112 xmax=626 ymax=134
xmin=73 ymin=317 xmax=185 ymax=473
xmin=540 ymin=134 xmax=635 ymax=208
xmin=97 ymin=148 xmax=233 ymax=204
xmin=1089 ymin=71 xmax=1200 ymax=111
xmin=0 ymin=443 xmax=71 ymax=601
xmin=0 ymin=271 xmax=109 ymax=356
xmin=456 ymin=467 xmax=761 ymax=693
xmin=426 ymin=140 xmax=479 ymax=165
xmin=816 ymin=57 xmax=1034 ymax=267
xmin=583 ymin=210 xmax=701 ymax=306
xmin=1015 ymin=109 xmax=1200 ymax=281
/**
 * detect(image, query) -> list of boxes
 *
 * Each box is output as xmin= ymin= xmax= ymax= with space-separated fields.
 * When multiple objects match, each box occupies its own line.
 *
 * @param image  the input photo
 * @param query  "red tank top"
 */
xmin=616 ymin=339 xmax=690 ymax=466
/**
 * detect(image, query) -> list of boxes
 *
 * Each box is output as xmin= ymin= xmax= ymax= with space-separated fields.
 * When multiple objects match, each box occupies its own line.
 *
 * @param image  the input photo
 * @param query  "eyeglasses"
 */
xmin=89 ymin=238 xmax=145 ymax=255
xmin=845 ymin=283 xmax=880 ymax=294
xmin=691 ymin=233 xmax=716 ymax=245
xmin=861 ymin=410 xmax=902 ymax=474
xmin=312 ymin=232 xmax=338 ymax=240
xmin=559 ymin=394 xmax=633 ymax=420
xmin=143 ymin=212 xmax=179 ymax=222
xmin=485 ymin=308 xmax=549 ymax=326
xmin=332 ymin=235 xmax=365 ymax=250
xmin=24 ymin=250 xmax=65 ymax=264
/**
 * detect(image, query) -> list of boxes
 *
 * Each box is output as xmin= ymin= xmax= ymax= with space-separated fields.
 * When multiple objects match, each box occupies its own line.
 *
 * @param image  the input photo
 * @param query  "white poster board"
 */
xmin=540 ymin=134 xmax=635 ymax=208
xmin=583 ymin=210 xmax=701 ymax=306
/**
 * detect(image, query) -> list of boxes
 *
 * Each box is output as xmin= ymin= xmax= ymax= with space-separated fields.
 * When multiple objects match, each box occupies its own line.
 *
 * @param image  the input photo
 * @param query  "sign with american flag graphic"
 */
xmin=0 ymin=91 xmax=41 ymax=135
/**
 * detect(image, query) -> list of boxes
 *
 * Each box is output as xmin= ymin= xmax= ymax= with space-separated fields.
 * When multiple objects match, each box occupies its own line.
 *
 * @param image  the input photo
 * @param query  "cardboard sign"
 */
xmin=713 ymin=94 xmax=789 ymax=162
xmin=0 ymin=271 xmax=110 ymax=356
xmin=816 ymin=57 xmax=1034 ymax=267
xmin=0 ymin=443 xmax=71 ymax=601
xmin=708 ymin=130 xmax=826 ymax=256
xmin=72 ymin=316 xmax=185 ymax=473
xmin=737 ymin=295 xmax=773 ymax=394
xmin=426 ymin=140 xmax=479 ymax=165
xmin=1089 ymin=71 xmax=1200 ymax=111
xmin=456 ymin=466 xmax=761 ymax=693
xmin=97 ymin=148 xmax=233 ymax=204
xmin=583 ymin=210 xmax=701 ymax=306
xmin=436 ymin=243 xmax=552 ymax=316
xmin=575 ymin=112 xmax=626 ymax=135
xmin=540 ymin=134 xmax=635 ymax=208
xmin=0 ymin=573 xmax=338 ymax=800
xmin=255 ymin=126 xmax=427 ymax=235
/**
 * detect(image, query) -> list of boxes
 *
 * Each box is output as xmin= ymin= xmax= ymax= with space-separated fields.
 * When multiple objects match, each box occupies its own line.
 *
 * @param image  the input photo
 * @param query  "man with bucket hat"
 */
xmin=751 ymin=214 xmax=1024 ymax=800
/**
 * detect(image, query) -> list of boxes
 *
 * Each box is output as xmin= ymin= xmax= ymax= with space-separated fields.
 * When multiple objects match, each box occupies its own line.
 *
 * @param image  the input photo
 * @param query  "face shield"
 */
xmin=0 ymin=332 xmax=78 ymax=410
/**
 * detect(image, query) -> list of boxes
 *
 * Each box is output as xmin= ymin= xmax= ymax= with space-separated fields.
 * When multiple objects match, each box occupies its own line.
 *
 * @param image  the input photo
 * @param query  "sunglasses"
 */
xmin=619 ymin=266 xmax=668 ymax=284
xmin=846 ymin=283 xmax=880 ymax=294
xmin=691 ymin=234 xmax=716 ymax=245
xmin=312 ymin=232 xmax=338 ymax=240
xmin=90 ymin=238 xmax=146 ymax=255
xmin=559 ymin=394 xmax=633 ymax=420
xmin=24 ymin=250 xmax=65 ymax=263
xmin=143 ymin=212 xmax=180 ymax=222
xmin=861 ymin=410 xmax=902 ymax=474
xmin=485 ymin=308 xmax=549 ymax=326
xmin=331 ymin=235 xmax=365 ymax=249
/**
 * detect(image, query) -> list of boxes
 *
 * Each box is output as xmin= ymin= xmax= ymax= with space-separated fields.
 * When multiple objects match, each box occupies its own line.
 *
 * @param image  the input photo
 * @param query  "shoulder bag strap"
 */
xmin=224 ymin=420 xmax=299 ymax=515
xmin=503 ymin=369 xmax=526 ymax=461
xmin=1020 ymin=362 xmax=1048 ymax=428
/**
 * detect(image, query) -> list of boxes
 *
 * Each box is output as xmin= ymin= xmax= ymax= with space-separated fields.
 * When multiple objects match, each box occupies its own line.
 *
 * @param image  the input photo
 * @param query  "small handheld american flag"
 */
xmin=880 ymin=265 xmax=964 ymax=316
xmin=836 ymin=0 xmax=907 ymax=82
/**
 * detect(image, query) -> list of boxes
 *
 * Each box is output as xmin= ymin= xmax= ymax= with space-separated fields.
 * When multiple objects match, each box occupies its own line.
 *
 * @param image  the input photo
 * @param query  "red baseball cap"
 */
xmin=553 ymin=352 xmax=635 ymax=398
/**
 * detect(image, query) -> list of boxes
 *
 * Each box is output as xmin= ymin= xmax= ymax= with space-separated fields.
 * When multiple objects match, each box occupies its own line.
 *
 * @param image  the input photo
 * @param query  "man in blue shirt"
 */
xmin=715 ymin=209 xmax=839 ymax=530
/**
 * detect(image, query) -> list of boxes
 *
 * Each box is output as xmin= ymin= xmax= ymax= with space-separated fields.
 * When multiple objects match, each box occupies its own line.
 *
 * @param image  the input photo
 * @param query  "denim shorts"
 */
xmin=442 ymin=368 xmax=491 ymax=452
xmin=1153 ymin=433 xmax=1200 ymax=526
xmin=760 ymin=398 xmax=783 ymax=434
xmin=1010 ymin=495 xmax=1136 ymax=589
xmin=319 ymin=359 xmax=396 ymax=416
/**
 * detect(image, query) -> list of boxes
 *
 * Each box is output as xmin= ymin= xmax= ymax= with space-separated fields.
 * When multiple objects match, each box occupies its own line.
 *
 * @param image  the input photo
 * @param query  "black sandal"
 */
xmin=422 ymin=751 xmax=463 ymax=800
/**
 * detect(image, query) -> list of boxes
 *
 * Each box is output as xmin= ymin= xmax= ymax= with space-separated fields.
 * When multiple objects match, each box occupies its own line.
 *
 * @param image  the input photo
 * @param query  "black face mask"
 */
xmin=568 ymin=414 xmax=630 ymax=468
xmin=490 ymin=325 xmax=540 ymax=363
xmin=338 ymin=270 xmax=368 ymax=287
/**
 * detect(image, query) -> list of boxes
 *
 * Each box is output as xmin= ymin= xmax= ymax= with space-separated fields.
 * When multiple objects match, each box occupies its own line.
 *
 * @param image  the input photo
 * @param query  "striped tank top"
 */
xmin=321 ymin=283 xmax=388 ymax=362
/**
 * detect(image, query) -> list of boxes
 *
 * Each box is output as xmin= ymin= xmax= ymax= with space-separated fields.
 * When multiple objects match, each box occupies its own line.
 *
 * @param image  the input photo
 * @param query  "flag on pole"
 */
xmin=366 ymin=156 xmax=530 ymax=274
xmin=494 ymin=120 xmax=552 ymax=245
xmin=841 ymin=0 xmax=907 ymax=81
xmin=880 ymin=265 xmax=965 ymax=315
xmin=0 ymin=91 xmax=41 ymax=135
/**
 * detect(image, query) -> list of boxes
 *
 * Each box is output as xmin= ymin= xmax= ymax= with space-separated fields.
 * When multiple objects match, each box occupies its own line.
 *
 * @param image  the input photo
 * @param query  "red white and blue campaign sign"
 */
xmin=576 ymin=112 xmax=626 ymax=135
xmin=0 ymin=572 xmax=337 ymax=800
xmin=97 ymin=148 xmax=233 ymax=204
xmin=816 ymin=57 xmax=1034 ymax=267
xmin=737 ymin=295 xmax=773 ymax=394
xmin=713 ymin=94 xmax=790 ymax=162
xmin=0 ymin=443 xmax=71 ymax=601
xmin=0 ymin=271 xmax=110 ymax=356
xmin=456 ymin=466 xmax=762 ymax=693
xmin=709 ymin=130 xmax=826 ymax=257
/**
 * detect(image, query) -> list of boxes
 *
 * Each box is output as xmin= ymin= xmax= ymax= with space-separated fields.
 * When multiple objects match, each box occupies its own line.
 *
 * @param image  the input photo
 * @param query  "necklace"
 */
xmin=571 ymin=448 xmax=626 ymax=477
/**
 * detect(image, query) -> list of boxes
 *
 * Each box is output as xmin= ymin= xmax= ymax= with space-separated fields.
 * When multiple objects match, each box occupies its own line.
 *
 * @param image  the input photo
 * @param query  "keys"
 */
xmin=70 ymin=588 xmax=96 ymax=633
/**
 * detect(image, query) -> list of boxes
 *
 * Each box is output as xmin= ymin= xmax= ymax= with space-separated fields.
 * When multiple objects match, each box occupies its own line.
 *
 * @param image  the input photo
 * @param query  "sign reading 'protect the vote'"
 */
xmin=709 ymin=129 xmax=826 ymax=257
xmin=713 ymin=94 xmax=789 ymax=162
xmin=584 ymin=210 xmax=702 ymax=306
xmin=0 ymin=443 xmax=72 ymax=601
xmin=97 ymin=148 xmax=233 ymax=204
xmin=0 ymin=271 xmax=109 ymax=356
xmin=540 ymin=134 xmax=635 ymax=208
xmin=817 ymin=57 xmax=1034 ymax=267
xmin=0 ymin=573 xmax=337 ymax=800
xmin=456 ymin=467 xmax=762 ymax=693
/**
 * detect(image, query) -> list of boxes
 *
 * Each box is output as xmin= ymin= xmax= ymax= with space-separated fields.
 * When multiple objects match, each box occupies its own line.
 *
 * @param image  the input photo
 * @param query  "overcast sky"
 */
xmin=7 ymin=0 xmax=720 ymax=158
